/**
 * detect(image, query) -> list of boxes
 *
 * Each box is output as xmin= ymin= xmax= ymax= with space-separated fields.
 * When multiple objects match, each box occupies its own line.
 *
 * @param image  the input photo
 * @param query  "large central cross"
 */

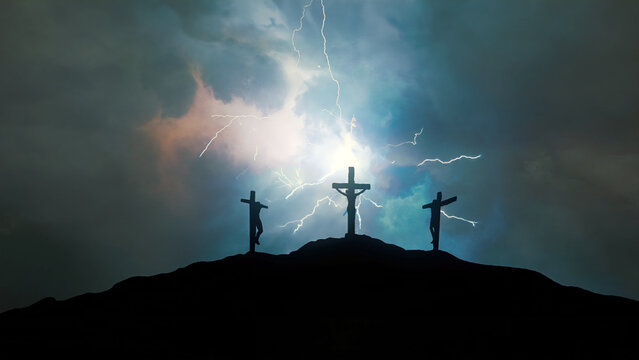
xmin=332 ymin=167 xmax=370 ymax=238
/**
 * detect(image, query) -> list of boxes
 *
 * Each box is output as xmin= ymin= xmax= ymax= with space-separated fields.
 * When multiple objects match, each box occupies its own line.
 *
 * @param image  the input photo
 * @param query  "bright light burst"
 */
xmin=196 ymin=1 xmax=481 ymax=236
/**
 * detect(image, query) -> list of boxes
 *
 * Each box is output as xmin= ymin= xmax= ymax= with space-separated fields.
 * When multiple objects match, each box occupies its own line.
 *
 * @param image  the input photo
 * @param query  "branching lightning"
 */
xmin=385 ymin=128 xmax=423 ymax=148
xmin=274 ymin=169 xmax=336 ymax=199
xmin=286 ymin=173 xmax=334 ymax=199
xmin=198 ymin=2 xmax=483 ymax=239
xmin=320 ymin=0 xmax=342 ymax=121
xmin=199 ymin=114 xmax=269 ymax=158
xmin=289 ymin=2 xmax=478 ymax=233
xmin=417 ymin=154 xmax=482 ymax=166
xmin=275 ymin=168 xmax=295 ymax=188
xmin=280 ymin=196 xmax=342 ymax=233
xmin=354 ymin=195 xmax=383 ymax=230
xmin=292 ymin=0 xmax=314 ymax=66
xmin=441 ymin=210 xmax=478 ymax=227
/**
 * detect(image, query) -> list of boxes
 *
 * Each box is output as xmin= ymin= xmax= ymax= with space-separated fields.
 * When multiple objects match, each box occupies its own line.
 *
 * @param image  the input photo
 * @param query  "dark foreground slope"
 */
xmin=1 ymin=235 xmax=637 ymax=358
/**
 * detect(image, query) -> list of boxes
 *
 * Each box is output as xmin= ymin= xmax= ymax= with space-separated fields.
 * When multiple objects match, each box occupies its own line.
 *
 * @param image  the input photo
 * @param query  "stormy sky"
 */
xmin=1 ymin=0 xmax=637 ymax=312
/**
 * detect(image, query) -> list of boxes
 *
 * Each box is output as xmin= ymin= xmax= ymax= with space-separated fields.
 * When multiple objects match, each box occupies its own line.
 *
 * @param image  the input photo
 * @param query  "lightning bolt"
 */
xmin=275 ymin=168 xmax=295 ymax=188
xmin=362 ymin=195 xmax=383 ymax=208
xmin=320 ymin=0 xmax=342 ymax=121
xmin=253 ymin=2 xmax=483 ymax=238
xmin=355 ymin=195 xmax=383 ymax=230
xmin=284 ymin=171 xmax=335 ymax=199
xmin=199 ymin=114 xmax=269 ymax=158
xmin=441 ymin=210 xmax=478 ymax=227
xmin=321 ymin=109 xmax=337 ymax=119
xmin=274 ymin=169 xmax=335 ymax=199
xmin=349 ymin=114 xmax=357 ymax=133
xmin=280 ymin=196 xmax=342 ymax=233
xmin=235 ymin=168 xmax=248 ymax=180
xmin=199 ymin=117 xmax=236 ymax=158
xmin=417 ymin=154 xmax=482 ymax=166
xmin=385 ymin=128 xmax=423 ymax=148
xmin=292 ymin=0 xmax=314 ymax=66
xmin=355 ymin=195 xmax=363 ymax=230
xmin=284 ymin=3 xmax=483 ymax=238
xmin=321 ymin=109 xmax=336 ymax=119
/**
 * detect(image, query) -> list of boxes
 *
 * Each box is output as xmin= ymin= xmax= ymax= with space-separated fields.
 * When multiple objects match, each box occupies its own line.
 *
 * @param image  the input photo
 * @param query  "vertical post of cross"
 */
xmin=241 ymin=190 xmax=257 ymax=253
xmin=422 ymin=191 xmax=457 ymax=251
xmin=332 ymin=167 xmax=371 ymax=238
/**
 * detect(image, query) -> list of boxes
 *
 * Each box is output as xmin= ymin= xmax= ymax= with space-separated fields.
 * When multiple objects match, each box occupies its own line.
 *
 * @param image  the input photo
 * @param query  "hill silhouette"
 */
xmin=1 ymin=235 xmax=637 ymax=358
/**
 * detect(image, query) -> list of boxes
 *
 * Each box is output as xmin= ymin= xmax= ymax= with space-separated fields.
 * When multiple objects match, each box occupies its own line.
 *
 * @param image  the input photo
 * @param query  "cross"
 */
xmin=422 ymin=191 xmax=457 ymax=251
xmin=332 ymin=167 xmax=370 ymax=238
xmin=241 ymin=190 xmax=268 ymax=253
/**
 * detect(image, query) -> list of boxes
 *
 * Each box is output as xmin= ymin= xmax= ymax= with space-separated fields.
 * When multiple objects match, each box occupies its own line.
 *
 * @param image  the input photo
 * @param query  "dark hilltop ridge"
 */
xmin=1 ymin=235 xmax=637 ymax=358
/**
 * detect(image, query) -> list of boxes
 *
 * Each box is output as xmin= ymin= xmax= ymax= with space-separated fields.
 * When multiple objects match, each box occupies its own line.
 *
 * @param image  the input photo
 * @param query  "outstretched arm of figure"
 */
xmin=441 ymin=196 xmax=457 ymax=206
xmin=336 ymin=189 xmax=347 ymax=196
xmin=422 ymin=203 xmax=433 ymax=209
xmin=354 ymin=189 xmax=367 ymax=196
xmin=260 ymin=204 xmax=269 ymax=209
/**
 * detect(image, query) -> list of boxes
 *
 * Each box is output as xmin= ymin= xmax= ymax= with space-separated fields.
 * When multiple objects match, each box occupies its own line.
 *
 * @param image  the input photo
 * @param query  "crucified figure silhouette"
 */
xmin=241 ymin=190 xmax=268 ymax=253
xmin=332 ymin=167 xmax=370 ymax=238
xmin=422 ymin=191 xmax=457 ymax=251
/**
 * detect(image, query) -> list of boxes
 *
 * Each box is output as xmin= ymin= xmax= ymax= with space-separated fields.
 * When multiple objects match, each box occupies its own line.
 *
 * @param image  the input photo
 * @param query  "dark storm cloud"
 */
xmin=0 ymin=0 xmax=289 ymax=311
xmin=166 ymin=0 xmax=289 ymax=110
xmin=382 ymin=1 xmax=639 ymax=297
xmin=0 ymin=1 xmax=191 ymax=311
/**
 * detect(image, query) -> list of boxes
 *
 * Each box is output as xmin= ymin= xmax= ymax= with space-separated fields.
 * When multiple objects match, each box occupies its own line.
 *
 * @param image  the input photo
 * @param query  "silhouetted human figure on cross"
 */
xmin=241 ymin=190 xmax=268 ymax=253
xmin=332 ymin=167 xmax=370 ymax=238
xmin=422 ymin=191 xmax=457 ymax=251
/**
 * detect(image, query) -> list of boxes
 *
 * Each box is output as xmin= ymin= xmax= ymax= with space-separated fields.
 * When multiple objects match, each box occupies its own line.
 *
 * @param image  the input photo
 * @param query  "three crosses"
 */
xmin=241 ymin=167 xmax=459 ymax=253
